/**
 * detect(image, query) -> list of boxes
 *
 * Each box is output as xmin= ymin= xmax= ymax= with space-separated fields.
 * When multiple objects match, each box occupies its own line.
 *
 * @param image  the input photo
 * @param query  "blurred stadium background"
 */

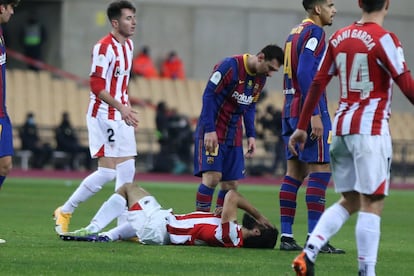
xmin=6 ymin=0 xmax=414 ymax=182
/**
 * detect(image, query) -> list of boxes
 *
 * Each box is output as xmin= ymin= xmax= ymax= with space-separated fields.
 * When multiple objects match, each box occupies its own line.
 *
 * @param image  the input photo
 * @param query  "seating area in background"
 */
xmin=6 ymin=69 xmax=414 ymax=180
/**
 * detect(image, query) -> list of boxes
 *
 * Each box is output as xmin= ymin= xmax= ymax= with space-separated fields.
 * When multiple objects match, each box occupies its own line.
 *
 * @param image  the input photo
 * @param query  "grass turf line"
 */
xmin=0 ymin=178 xmax=412 ymax=275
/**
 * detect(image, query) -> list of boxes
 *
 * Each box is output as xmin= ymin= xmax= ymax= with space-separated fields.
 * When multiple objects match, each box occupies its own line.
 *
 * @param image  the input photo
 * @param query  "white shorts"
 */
xmin=329 ymin=134 xmax=392 ymax=195
xmin=127 ymin=196 xmax=172 ymax=245
xmin=87 ymin=115 xmax=137 ymax=158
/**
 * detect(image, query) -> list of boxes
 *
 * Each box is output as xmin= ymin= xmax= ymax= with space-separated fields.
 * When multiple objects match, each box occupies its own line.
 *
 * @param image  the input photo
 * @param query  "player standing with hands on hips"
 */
xmin=0 ymin=0 xmax=20 ymax=244
xmin=194 ymin=45 xmax=284 ymax=212
xmin=290 ymin=0 xmax=414 ymax=275
xmin=278 ymin=0 xmax=343 ymax=253
xmin=54 ymin=0 xmax=139 ymax=234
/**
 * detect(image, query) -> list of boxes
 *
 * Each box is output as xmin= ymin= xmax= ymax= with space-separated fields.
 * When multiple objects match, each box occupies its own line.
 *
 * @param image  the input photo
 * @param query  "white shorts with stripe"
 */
xmin=87 ymin=115 xmax=137 ymax=158
xmin=127 ymin=196 xmax=172 ymax=245
xmin=329 ymin=134 xmax=392 ymax=195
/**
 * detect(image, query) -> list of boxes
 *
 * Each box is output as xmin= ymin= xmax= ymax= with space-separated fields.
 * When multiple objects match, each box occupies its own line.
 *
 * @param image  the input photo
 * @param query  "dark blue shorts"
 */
xmin=193 ymin=139 xmax=245 ymax=181
xmin=282 ymin=113 xmax=331 ymax=163
xmin=0 ymin=116 xmax=14 ymax=157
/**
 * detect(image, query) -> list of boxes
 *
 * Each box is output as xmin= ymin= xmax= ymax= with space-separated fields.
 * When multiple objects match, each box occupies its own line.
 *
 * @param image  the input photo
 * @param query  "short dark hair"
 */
xmin=242 ymin=213 xmax=279 ymax=249
xmin=242 ymin=211 xmax=257 ymax=229
xmin=107 ymin=0 xmax=136 ymax=21
xmin=302 ymin=0 xmax=325 ymax=11
xmin=259 ymin=44 xmax=284 ymax=66
xmin=0 ymin=0 xmax=20 ymax=7
xmin=360 ymin=0 xmax=387 ymax=13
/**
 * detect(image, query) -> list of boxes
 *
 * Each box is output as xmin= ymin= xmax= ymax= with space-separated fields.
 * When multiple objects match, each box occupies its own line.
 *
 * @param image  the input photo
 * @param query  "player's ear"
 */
xmin=257 ymin=52 xmax=265 ymax=62
xmin=314 ymin=4 xmax=322 ymax=15
xmin=253 ymin=227 xmax=261 ymax=236
xmin=111 ymin=18 xmax=119 ymax=28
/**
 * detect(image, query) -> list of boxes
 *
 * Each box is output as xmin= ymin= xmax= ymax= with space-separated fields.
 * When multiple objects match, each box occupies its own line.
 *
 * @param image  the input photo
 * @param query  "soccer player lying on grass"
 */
xmin=60 ymin=182 xmax=278 ymax=248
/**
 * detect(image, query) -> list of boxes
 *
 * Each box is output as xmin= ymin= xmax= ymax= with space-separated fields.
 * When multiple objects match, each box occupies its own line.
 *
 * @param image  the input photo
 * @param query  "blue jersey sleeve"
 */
xmin=298 ymin=26 xmax=325 ymax=116
xmin=200 ymin=58 xmax=233 ymax=132
xmin=243 ymin=103 xmax=256 ymax=138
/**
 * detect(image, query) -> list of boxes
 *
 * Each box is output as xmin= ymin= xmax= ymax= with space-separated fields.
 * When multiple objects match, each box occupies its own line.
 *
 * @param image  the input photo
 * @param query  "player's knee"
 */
xmin=0 ymin=160 xmax=12 ymax=176
xmin=116 ymin=182 xmax=133 ymax=197
xmin=220 ymin=181 xmax=237 ymax=191
xmin=223 ymin=189 xmax=239 ymax=203
xmin=309 ymin=162 xmax=331 ymax=173
xmin=202 ymin=171 xmax=222 ymax=188
xmin=85 ymin=167 xmax=116 ymax=193
xmin=115 ymin=159 xmax=136 ymax=191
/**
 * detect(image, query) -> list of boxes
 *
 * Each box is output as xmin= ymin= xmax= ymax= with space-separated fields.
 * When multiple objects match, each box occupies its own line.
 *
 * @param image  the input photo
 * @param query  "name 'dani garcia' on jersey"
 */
xmin=232 ymin=91 xmax=254 ymax=105
xmin=331 ymin=29 xmax=376 ymax=50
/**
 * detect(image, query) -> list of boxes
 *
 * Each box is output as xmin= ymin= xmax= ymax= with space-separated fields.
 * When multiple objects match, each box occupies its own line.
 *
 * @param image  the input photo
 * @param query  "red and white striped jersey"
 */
xmin=166 ymin=212 xmax=243 ymax=247
xmin=88 ymin=33 xmax=134 ymax=120
xmin=305 ymin=22 xmax=410 ymax=136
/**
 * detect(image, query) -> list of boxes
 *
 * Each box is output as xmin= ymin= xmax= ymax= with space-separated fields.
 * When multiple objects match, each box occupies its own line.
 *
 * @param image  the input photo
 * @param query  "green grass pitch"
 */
xmin=0 ymin=177 xmax=412 ymax=275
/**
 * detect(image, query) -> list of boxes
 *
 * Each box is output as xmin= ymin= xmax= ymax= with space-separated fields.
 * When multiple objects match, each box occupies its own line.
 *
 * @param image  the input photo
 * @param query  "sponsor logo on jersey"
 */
xmin=232 ymin=91 xmax=253 ymax=105
xmin=114 ymin=67 xmax=129 ymax=77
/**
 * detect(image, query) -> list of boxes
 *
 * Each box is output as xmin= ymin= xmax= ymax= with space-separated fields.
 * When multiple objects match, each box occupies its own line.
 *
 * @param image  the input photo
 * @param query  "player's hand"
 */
xmin=121 ymin=106 xmax=139 ymax=128
xmin=204 ymin=131 xmax=218 ymax=154
xmin=213 ymin=207 xmax=223 ymax=216
xmin=310 ymin=115 xmax=323 ymax=140
xmin=244 ymin=137 xmax=256 ymax=159
xmin=256 ymin=214 xmax=273 ymax=229
xmin=288 ymin=129 xmax=308 ymax=156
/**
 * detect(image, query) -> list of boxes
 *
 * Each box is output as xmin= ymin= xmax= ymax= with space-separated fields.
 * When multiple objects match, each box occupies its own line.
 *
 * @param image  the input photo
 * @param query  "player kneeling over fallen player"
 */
xmin=60 ymin=182 xmax=278 ymax=248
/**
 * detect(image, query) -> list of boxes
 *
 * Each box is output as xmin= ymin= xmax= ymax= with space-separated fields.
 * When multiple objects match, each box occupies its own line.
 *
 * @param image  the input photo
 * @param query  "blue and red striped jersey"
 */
xmin=0 ymin=26 xmax=7 ymax=118
xmin=282 ymin=19 xmax=329 ymax=118
xmin=195 ymin=54 xmax=266 ymax=146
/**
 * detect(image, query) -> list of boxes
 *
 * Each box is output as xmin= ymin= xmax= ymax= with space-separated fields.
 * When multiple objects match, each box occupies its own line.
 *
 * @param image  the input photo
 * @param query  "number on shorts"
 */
xmin=107 ymin=128 xmax=115 ymax=142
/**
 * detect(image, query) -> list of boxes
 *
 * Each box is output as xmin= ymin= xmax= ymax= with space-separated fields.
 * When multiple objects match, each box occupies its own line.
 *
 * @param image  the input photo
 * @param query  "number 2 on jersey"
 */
xmin=336 ymin=52 xmax=374 ymax=99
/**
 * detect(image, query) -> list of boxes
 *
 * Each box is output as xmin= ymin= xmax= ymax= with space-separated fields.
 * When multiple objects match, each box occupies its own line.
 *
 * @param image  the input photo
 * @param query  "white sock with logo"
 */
xmin=356 ymin=212 xmax=380 ymax=276
xmin=305 ymin=203 xmax=350 ymax=263
xmin=61 ymin=167 xmax=116 ymax=213
xmin=86 ymin=194 xmax=127 ymax=233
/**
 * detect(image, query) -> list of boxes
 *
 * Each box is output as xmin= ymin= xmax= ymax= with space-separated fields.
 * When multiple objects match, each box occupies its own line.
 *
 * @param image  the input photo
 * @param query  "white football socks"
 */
xmin=115 ymin=159 xmax=136 ymax=191
xmin=86 ymin=193 xmax=127 ymax=233
xmin=114 ymin=159 xmax=136 ymax=226
xmin=102 ymin=222 xmax=137 ymax=241
xmin=305 ymin=203 xmax=350 ymax=263
xmin=61 ymin=167 xmax=116 ymax=213
xmin=356 ymin=211 xmax=380 ymax=276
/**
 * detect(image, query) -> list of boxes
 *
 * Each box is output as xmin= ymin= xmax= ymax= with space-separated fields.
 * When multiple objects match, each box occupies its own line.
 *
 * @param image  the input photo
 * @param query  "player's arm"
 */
xmin=243 ymin=102 xmax=257 ymax=156
xmin=221 ymin=190 xmax=272 ymax=228
xmin=90 ymin=76 xmax=138 ymax=127
xmin=297 ymin=44 xmax=334 ymax=131
xmin=395 ymin=72 xmax=414 ymax=104
xmin=201 ymin=59 xmax=233 ymax=152
xmin=201 ymin=59 xmax=233 ymax=131
xmin=288 ymin=47 xmax=334 ymax=156
xmin=297 ymin=30 xmax=326 ymax=138
xmin=298 ymin=27 xmax=325 ymax=116
xmin=89 ymin=44 xmax=138 ymax=126
xmin=383 ymin=33 xmax=414 ymax=105
xmin=200 ymin=78 xmax=219 ymax=153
